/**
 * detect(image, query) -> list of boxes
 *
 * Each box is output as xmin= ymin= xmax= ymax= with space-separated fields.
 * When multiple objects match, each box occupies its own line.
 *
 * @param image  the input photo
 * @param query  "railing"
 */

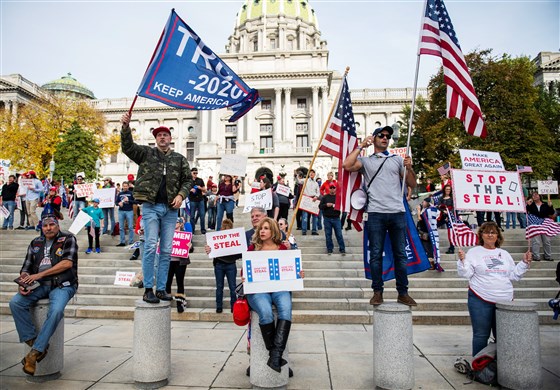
xmin=296 ymin=146 xmax=312 ymax=153
xmin=350 ymin=87 xmax=429 ymax=101
xmin=224 ymin=148 xmax=236 ymax=154
xmin=259 ymin=147 xmax=274 ymax=154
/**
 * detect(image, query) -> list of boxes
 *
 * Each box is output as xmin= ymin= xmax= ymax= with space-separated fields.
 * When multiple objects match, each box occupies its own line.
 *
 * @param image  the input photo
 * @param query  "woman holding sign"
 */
xmin=457 ymin=222 xmax=531 ymax=356
xmin=245 ymin=217 xmax=303 ymax=373
xmin=216 ymin=175 xmax=239 ymax=231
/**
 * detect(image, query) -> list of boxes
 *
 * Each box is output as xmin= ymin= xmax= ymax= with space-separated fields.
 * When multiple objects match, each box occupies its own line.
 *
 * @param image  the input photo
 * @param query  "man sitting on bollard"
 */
xmin=9 ymin=214 xmax=79 ymax=376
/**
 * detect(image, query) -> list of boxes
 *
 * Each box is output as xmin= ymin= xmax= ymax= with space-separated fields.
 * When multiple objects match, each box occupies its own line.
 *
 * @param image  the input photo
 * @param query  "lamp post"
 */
xmin=391 ymin=123 xmax=401 ymax=144
xmin=95 ymin=158 xmax=102 ymax=181
xmin=125 ymin=158 xmax=130 ymax=172
xmin=49 ymin=159 xmax=55 ymax=181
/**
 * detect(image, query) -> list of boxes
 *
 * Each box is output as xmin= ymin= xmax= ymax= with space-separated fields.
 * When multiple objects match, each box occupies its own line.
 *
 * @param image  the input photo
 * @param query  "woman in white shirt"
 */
xmin=457 ymin=221 xmax=531 ymax=356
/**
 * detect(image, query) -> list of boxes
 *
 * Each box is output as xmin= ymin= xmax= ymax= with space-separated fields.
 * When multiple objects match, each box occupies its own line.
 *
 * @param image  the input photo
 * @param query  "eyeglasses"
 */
xmin=376 ymin=133 xmax=391 ymax=139
xmin=483 ymin=231 xmax=498 ymax=235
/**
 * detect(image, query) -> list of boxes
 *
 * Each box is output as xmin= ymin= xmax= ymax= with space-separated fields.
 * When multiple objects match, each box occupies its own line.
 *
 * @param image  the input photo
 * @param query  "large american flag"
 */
xmin=418 ymin=0 xmax=487 ymax=138
xmin=525 ymin=214 xmax=560 ymax=239
xmin=318 ymin=76 xmax=363 ymax=230
xmin=446 ymin=207 xmax=478 ymax=247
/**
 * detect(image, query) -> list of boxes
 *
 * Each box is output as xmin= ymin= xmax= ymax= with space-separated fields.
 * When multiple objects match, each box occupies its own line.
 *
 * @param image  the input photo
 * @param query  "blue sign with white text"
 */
xmin=137 ymin=9 xmax=260 ymax=122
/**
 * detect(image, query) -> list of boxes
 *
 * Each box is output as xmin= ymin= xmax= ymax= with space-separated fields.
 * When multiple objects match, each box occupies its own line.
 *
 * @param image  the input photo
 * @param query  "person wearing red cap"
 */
xmin=319 ymin=184 xmax=346 ymax=255
xmin=120 ymin=112 xmax=193 ymax=304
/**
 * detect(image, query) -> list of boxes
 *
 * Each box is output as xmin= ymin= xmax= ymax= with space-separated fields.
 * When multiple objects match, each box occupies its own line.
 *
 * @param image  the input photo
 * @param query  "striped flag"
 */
xmin=68 ymin=196 xmax=74 ymax=219
xmin=437 ymin=162 xmax=451 ymax=176
xmin=516 ymin=165 xmax=533 ymax=174
xmin=525 ymin=214 xmax=560 ymax=239
xmin=318 ymin=75 xmax=363 ymax=230
xmin=418 ymin=0 xmax=487 ymax=138
xmin=447 ymin=208 xmax=478 ymax=247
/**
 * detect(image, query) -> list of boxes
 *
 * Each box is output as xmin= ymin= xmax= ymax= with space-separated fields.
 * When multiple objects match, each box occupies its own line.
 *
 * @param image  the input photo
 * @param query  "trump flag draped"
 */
xmin=135 ymin=9 xmax=260 ymax=122
xmin=418 ymin=0 xmax=487 ymax=138
xmin=318 ymin=75 xmax=363 ymax=230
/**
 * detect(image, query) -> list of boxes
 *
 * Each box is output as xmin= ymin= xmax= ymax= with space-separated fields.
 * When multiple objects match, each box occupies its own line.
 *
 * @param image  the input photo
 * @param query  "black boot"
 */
xmin=259 ymin=322 xmax=275 ymax=351
xmin=267 ymin=320 xmax=291 ymax=373
xmin=129 ymin=248 xmax=140 ymax=260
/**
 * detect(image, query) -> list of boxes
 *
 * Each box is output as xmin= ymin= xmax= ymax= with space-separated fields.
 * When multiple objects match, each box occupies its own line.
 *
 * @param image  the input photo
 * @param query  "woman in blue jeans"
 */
xmin=457 ymin=222 xmax=531 ymax=356
xmin=244 ymin=217 xmax=303 ymax=373
xmin=215 ymin=175 xmax=238 ymax=231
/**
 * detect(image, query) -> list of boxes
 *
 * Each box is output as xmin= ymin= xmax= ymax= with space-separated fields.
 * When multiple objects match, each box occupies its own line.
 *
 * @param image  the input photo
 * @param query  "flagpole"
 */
xmin=287 ymin=67 xmax=350 ymax=238
xmin=401 ymin=0 xmax=429 ymax=197
xmin=445 ymin=205 xmax=463 ymax=253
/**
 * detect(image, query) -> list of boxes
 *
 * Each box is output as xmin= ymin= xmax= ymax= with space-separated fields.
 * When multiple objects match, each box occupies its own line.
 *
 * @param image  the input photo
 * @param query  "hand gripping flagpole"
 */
xmin=287 ymin=67 xmax=350 ymax=238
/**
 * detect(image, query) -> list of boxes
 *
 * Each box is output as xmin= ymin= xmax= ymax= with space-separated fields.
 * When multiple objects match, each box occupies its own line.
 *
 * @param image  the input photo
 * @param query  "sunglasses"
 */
xmin=483 ymin=231 xmax=498 ymax=235
xmin=376 ymin=133 xmax=391 ymax=140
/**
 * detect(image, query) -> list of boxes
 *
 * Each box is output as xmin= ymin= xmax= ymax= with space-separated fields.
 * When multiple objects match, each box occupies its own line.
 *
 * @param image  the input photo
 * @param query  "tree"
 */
xmin=412 ymin=50 xmax=559 ymax=181
xmin=53 ymin=122 xmax=101 ymax=180
xmin=396 ymin=95 xmax=428 ymax=175
xmin=535 ymin=80 xmax=560 ymax=181
xmin=0 ymin=95 xmax=108 ymax=178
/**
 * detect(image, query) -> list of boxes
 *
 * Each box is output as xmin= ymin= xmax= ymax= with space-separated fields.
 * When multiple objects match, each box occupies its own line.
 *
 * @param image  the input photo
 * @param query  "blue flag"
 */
xmin=363 ymin=200 xmax=432 ymax=281
xmin=137 ymin=9 xmax=260 ymax=122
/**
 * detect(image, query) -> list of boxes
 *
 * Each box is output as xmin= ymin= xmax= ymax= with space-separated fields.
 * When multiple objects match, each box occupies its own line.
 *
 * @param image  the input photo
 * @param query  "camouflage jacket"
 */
xmin=121 ymin=124 xmax=193 ymax=205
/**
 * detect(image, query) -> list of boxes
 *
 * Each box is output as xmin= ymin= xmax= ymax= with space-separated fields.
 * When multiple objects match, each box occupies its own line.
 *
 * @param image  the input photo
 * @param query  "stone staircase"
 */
xmin=1 ymin=209 xmax=559 ymax=325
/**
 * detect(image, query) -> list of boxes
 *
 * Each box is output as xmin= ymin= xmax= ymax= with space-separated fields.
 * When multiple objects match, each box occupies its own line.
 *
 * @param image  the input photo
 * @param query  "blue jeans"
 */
xmin=189 ymin=200 xmax=206 ymax=232
xmin=102 ymin=207 xmax=116 ymax=234
xmin=216 ymin=199 xmax=235 ymax=231
xmin=505 ymin=212 xmax=516 ymax=229
xmin=467 ymin=289 xmax=496 ymax=356
xmin=247 ymin=291 xmax=292 ymax=324
xmin=142 ymin=203 xmax=177 ymax=291
xmin=2 ymin=200 xmax=16 ymax=228
xmin=302 ymin=211 xmax=318 ymax=233
xmin=207 ymin=207 xmax=217 ymax=229
xmin=324 ymin=217 xmax=345 ymax=252
xmin=74 ymin=200 xmax=86 ymax=220
xmin=214 ymin=262 xmax=237 ymax=310
xmin=118 ymin=210 xmax=134 ymax=244
xmin=517 ymin=213 xmax=527 ymax=228
xmin=317 ymin=209 xmax=323 ymax=230
xmin=367 ymin=212 xmax=409 ymax=294
xmin=10 ymin=284 xmax=77 ymax=353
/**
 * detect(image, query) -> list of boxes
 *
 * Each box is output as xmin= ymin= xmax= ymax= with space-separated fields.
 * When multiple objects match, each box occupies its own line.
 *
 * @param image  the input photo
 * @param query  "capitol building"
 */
xmin=2 ymin=0 xmax=556 ymax=184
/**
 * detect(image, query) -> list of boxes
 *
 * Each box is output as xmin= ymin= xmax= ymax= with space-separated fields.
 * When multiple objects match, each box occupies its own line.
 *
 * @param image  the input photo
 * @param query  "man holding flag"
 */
xmin=343 ymin=126 xmax=418 ymax=306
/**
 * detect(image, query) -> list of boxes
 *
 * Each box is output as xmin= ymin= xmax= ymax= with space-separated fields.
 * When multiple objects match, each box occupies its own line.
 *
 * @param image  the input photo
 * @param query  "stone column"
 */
xmin=133 ymin=300 xmax=171 ymax=389
xmin=249 ymin=311 xmax=289 ymax=390
xmin=320 ymin=85 xmax=328 ymax=129
xmin=201 ymin=110 xmax=209 ymax=143
xmin=284 ymin=88 xmax=292 ymax=143
xmin=384 ymin=112 xmax=393 ymax=127
xmin=496 ymin=301 xmax=542 ymax=390
xmin=311 ymin=86 xmax=320 ymax=144
xmin=25 ymin=299 xmax=64 ymax=382
xmin=275 ymin=88 xmax=283 ymax=141
xmin=373 ymin=303 xmax=414 ymax=390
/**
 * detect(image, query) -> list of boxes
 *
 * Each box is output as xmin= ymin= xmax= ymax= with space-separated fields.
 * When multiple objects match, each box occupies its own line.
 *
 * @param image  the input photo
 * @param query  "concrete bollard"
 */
xmin=133 ymin=300 xmax=171 ymax=389
xmin=496 ymin=301 xmax=542 ymax=390
xmin=24 ymin=299 xmax=64 ymax=382
xmin=373 ymin=303 xmax=414 ymax=390
xmin=249 ymin=311 xmax=289 ymax=390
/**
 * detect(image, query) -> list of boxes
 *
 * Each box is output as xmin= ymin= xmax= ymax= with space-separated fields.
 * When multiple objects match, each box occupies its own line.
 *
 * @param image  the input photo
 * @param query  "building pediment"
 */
xmin=255 ymin=112 xmax=276 ymax=121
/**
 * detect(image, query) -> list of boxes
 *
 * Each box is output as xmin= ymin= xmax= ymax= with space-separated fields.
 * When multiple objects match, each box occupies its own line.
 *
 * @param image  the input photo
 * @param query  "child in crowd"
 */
xmin=83 ymin=198 xmax=104 ymax=254
xmin=207 ymin=184 xmax=218 ymax=230
xmin=165 ymin=217 xmax=193 ymax=313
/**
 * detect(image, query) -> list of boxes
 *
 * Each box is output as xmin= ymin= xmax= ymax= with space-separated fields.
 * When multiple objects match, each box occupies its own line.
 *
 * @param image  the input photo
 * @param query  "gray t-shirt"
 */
xmin=358 ymin=153 xmax=405 ymax=213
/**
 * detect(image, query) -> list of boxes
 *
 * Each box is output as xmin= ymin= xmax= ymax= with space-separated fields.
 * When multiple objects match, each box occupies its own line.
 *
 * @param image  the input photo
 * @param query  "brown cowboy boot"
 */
xmin=21 ymin=348 xmax=48 ymax=376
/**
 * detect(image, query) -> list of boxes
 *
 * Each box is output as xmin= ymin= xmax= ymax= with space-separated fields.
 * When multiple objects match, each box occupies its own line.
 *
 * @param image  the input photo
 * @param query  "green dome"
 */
xmin=42 ymin=73 xmax=95 ymax=99
xmin=237 ymin=0 xmax=318 ymax=28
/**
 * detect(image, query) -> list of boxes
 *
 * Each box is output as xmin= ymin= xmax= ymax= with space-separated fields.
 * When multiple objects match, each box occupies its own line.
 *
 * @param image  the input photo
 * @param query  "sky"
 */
xmin=1 ymin=0 xmax=559 ymax=99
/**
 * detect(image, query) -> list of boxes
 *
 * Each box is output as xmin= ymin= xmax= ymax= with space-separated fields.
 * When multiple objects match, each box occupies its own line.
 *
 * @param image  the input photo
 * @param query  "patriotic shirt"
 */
xmin=457 ymin=246 xmax=528 ymax=303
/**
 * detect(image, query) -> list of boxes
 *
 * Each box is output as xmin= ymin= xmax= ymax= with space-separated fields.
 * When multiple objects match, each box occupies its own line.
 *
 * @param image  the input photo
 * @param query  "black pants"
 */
xmin=278 ymin=203 xmax=290 ymax=220
xmin=87 ymin=226 xmax=100 ymax=249
xmin=166 ymin=262 xmax=187 ymax=294
xmin=19 ymin=200 xmax=29 ymax=226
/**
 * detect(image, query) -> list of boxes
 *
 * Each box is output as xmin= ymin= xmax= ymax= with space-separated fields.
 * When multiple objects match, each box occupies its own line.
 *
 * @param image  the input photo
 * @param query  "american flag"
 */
xmin=516 ymin=165 xmax=533 ymax=174
xmin=418 ymin=0 xmax=487 ymax=138
xmin=446 ymin=207 xmax=478 ymax=247
xmin=68 ymin=195 xmax=74 ymax=219
xmin=525 ymin=214 xmax=560 ymax=239
xmin=318 ymin=76 xmax=363 ymax=230
xmin=437 ymin=162 xmax=451 ymax=176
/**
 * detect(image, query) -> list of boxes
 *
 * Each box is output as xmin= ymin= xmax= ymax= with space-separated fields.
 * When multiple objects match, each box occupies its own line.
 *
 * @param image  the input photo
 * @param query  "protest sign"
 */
xmin=219 ymin=155 xmax=247 ymax=177
xmin=76 ymin=171 xmax=86 ymax=179
xmin=388 ymin=147 xmax=411 ymax=159
xmin=206 ymin=227 xmax=247 ymax=257
xmin=68 ymin=210 xmax=92 ymax=234
xmin=93 ymin=188 xmax=116 ymax=208
xmin=0 ymin=159 xmax=9 ymax=180
xmin=537 ymin=180 xmax=558 ymax=195
xmin=451 ymin=169 xmax=525 ymax=213
xmin=74 ymin=183 xmax=96 ymax=198
xmin=243 ymin=188 xmax=273 ymax=213
xmin=0 ymin=205 xmax=9 ymax=219
xmin=242 ymin=250 xmax=304 ymax=294
xmin=275 ymin=184 xmax=291 ymax=197
xmin=299 ymin=195 xmax=320 ymax=215
xmin=156 ymin=231 xmax=192 ymax=258
xmin=114 ymin=271 xmax=136 ymax=286
xmin=459 ymin=149 xmax=504 ymax=171
xmin=21 ymin=178 xmax=33 ymax=188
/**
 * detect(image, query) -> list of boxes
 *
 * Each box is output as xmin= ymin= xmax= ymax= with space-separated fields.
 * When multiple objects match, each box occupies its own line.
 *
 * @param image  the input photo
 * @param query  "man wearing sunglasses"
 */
xmin=343 ymin=126 xmax=417 ymax=307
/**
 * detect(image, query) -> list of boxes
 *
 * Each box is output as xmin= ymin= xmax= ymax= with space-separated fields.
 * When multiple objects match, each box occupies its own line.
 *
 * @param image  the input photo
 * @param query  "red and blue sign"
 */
xmin=137 ymin=9 xmax=260 ymax=122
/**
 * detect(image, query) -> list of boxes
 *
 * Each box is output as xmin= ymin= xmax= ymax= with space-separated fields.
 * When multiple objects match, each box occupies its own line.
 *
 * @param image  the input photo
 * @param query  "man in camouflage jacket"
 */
xmin=121 ymin=112 xmax=193 ymax=303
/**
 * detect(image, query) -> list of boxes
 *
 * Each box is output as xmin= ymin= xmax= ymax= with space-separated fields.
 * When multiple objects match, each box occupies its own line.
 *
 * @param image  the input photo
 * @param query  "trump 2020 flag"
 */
xmin=363 ymin=199 xmax=432 ymax=281
xmin=137 ymin=9 xmax=260 ymax=122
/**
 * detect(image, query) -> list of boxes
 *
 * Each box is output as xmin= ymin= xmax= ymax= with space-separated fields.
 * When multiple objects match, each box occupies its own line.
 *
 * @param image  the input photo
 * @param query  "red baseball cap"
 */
xmin=127 ymin=174 xmax=135 ymax=181
xmin=152 ymin=126 xmax=171 ymax=137
xmin=233 ymin=299 xmax=250 ymax=326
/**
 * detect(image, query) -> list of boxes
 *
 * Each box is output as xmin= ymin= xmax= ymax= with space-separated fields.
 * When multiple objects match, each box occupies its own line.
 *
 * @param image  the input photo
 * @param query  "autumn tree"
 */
xmin=412 ymin=50 xmax=559 ymax=180
xmin=0 ymin=95 xmax=110 ymax=177
xmin=534 ymin=80 xmax=560 ymax=181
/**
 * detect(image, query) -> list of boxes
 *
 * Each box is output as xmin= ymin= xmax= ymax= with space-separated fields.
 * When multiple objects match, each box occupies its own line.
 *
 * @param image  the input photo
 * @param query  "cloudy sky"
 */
xmin=2 ymin=0 xmax=558 ymax=99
